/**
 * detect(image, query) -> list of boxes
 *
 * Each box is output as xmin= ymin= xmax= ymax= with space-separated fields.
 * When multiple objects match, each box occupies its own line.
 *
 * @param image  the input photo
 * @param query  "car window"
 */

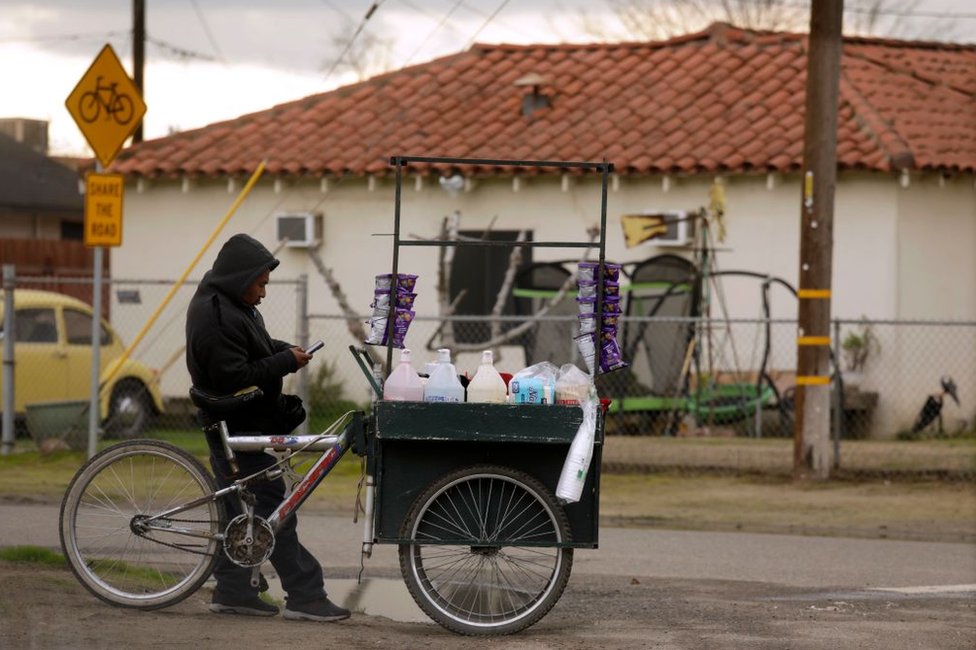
xmin=64 ymin=309 xmax=111 ymax=346
xmin=14 ymin=308 xmax=59 ymax=343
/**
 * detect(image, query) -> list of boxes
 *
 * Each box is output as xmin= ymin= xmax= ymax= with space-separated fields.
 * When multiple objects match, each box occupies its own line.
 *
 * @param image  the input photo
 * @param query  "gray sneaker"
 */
xmin=283 ymin=597 xmax=350 ymax=622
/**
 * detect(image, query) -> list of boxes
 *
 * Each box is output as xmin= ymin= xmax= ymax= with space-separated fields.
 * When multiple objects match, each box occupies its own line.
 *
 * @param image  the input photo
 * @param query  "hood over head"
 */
xmin=206 ymin=234 xmax=280 ymax=300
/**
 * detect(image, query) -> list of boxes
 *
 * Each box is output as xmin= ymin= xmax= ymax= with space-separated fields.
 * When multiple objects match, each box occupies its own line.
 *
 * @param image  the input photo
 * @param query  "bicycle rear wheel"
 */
xmin=399 ymin=465 xmax=573 ymax=636
xmin=59 ymin=440 xmax=224 ymax=609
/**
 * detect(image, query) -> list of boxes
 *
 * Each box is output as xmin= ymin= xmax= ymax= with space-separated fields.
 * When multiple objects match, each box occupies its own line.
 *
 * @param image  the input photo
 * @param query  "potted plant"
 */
xmin=841 ymin=319 xmax=880 ymax=387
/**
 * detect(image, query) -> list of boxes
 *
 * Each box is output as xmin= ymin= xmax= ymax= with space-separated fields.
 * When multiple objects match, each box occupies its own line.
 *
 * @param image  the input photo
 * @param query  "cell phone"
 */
xmin=305 ymin=340 xmax=324 ymax=355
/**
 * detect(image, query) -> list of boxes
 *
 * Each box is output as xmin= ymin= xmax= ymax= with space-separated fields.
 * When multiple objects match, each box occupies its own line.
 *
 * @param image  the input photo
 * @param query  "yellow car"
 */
xmin=0 ymin=289 xmax=164 ymax=438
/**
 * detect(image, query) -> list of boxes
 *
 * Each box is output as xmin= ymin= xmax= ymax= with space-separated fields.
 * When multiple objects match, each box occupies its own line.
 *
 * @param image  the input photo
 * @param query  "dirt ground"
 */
xmin=3 ymin=560 xmax=973 ymax=650
xmin=0 ymin=561 xmax=655 ymax=650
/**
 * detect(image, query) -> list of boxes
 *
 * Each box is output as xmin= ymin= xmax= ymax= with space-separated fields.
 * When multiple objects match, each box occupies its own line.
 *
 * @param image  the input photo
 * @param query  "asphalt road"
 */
xmin=3 ymin=503 xmax=975 ymax=649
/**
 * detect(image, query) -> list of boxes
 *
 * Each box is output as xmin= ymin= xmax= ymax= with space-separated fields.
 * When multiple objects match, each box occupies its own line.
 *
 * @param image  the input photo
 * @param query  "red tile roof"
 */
xmin=112 ymin=23 xmax=976 ymax=178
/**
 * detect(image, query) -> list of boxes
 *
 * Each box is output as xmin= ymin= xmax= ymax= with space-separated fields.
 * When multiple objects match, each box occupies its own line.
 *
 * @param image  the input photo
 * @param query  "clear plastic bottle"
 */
xmin=423 ymin=348 xmax=465 ymax=403
xmin=466 ymin=350 xmax=508 ymax=403
xmin=383 ymin=348 xmax=425 ymax=401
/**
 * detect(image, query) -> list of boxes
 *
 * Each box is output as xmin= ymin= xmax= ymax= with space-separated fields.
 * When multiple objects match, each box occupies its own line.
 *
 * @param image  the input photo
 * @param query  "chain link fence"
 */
xmin=3 ymin=273 xmax=974 ymax=474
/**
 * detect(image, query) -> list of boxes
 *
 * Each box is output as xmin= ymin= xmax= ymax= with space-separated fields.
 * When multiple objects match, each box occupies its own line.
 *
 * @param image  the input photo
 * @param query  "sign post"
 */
xmin=66 ymin=44 xmax=146 ymax=458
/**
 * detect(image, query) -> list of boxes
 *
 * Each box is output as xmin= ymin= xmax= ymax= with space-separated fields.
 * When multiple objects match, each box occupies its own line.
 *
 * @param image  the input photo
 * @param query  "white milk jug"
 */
xmin=466 ymin=350 xmax=508 ymax=403
xmin=383 ymin=348 xmax=425 ymax=401
xmin=423 ymin=348 xmax=465 ymax=403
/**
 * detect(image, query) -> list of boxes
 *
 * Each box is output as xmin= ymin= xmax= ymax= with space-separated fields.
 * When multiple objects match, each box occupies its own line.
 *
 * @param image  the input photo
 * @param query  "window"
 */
xmin=449 ymin=230 xmax=532 ymax=343
xmin=14 ymin=308 xmax=59 ymax=343
xmin=64 ymin=309 xmax=111 ymax=345
xmin=61 ymin=221 xmax=84 ymax=241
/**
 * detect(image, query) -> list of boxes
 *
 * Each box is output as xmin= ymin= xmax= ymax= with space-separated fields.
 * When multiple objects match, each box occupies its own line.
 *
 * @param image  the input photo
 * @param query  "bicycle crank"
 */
xmin=223 ymin=514 xmax=275 ymax=567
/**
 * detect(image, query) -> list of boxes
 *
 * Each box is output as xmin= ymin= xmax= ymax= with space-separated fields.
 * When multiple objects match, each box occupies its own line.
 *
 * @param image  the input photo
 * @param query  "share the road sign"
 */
xmin=84 ymin=173 xmax=124 ymax=247
xmin=66 ymin=44 xmax=146 ymax=168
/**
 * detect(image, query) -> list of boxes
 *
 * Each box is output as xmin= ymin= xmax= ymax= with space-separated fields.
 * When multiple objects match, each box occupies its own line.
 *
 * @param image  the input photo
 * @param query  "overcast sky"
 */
xmin=2 ymin=0 xmax=973 ymax=156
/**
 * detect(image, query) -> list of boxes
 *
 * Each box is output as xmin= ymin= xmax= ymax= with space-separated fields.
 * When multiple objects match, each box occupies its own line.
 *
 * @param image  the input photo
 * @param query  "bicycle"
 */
xmin=58 ymin=347 xmax=593 ymax=636
xmin=78 ymin=75 xmax=135 ymax=125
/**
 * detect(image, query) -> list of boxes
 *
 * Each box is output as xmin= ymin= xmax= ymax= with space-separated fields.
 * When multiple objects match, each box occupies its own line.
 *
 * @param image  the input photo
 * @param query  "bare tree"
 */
xmin=324 ymin=17 xmax=395 ymax=82
xmin=563 ymin=0 xmax=941 ymax=41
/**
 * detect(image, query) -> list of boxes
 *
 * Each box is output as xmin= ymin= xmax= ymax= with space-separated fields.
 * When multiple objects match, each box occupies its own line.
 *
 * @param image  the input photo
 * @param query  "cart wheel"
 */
xmin=398 ymin=464 xmax=573 ymax=636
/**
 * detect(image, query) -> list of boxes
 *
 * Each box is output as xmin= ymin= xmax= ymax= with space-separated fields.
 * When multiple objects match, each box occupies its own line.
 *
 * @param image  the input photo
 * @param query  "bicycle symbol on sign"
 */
xmin=78 ymin=76 xmax=135 ymax=125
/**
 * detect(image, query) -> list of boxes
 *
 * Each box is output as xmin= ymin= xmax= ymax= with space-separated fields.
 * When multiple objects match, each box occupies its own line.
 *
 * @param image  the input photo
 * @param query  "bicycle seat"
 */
xmin=189 ymin=385 xmax=264 ymax=415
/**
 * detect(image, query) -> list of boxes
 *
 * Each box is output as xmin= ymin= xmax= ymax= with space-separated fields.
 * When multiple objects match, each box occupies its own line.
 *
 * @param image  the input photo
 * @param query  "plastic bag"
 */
xmin=555 ymin=363 xmax=591 ymax=405
xmin=510 ymin=361 xmax=558 ymax=404
xmin=556 ymin=387 xmax=598 ymax=504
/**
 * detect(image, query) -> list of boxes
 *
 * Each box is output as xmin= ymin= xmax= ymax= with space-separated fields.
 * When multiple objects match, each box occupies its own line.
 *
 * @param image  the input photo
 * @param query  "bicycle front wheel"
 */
xmin=59 ymin=440 xmax=224 ymax=609
xmin=399 ymin=465 xmax=573 ymax=636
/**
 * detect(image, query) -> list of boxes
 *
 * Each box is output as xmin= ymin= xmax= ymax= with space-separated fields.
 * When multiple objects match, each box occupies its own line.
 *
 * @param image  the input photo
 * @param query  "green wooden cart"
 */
xmin=352 ymin=155 xmax=613 ymax=635
xmin=349 ymin=345 xmax=605 ymax=636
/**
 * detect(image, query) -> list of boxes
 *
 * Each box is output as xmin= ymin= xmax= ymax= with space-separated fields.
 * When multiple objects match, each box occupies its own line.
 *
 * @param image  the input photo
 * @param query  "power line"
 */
xmin=842 ymin=3 xmax=976 ymax=19
xmin=396 ymin=0 xmax=469 ymax=38
xmin=189 ymin=0 xmax=227 ymax=64
xmin=464 ymin=0 xmax=514 ymax=48
xmin=0 ymin=30 xmax=128 ymax=44
xmin=322 ymin=0 xmax=388 ymax=80
xmin=147 ymin=35 xmax=217 ymax=62
xmin=403 ymin=0 xmax=466 ymax=65
xmin=773 ymin=0 xmax=976 ymax=20
xmin=317 ymin=0 xmax=355 ymax=22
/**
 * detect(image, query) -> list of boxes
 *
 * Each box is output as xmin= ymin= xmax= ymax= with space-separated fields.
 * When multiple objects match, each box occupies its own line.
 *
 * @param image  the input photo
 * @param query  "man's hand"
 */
xmin=290 ymin=347 xmax=312 ymax=368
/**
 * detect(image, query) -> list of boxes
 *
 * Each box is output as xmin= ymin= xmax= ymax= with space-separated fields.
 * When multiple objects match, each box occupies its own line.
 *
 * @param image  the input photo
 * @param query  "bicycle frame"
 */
xmin=138 ymin=410 xmax=368 ymax=548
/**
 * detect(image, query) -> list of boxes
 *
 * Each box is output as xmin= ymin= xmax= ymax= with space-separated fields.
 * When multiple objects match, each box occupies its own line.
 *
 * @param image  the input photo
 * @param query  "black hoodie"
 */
xmin=186 ymin=234 xmax=298 ymax=432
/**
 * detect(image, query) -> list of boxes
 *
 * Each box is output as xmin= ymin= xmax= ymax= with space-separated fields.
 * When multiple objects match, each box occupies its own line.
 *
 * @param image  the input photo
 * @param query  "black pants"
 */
xmin=210 ymin=450 xmax=327 ymax=605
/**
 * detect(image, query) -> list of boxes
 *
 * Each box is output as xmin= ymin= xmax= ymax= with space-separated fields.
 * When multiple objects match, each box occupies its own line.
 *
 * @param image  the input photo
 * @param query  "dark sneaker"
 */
xmin=283 ymin=598 xmax=350 ymax=622
xmin=210 ymin=592 xmax=279 ymax=617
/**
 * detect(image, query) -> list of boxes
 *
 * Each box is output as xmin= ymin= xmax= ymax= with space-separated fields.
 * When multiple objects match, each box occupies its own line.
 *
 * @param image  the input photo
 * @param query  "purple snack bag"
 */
xmin=599 ymin=334 xmax=628 ymax=373
xmin=396 ymin=274 xmax=418 ymax=291
xmin=601 ymin=296 xmax=622 ymax=314
xmin=375 ymin=273 xmax=419 ymax=291
xmin=578 ymin=261 xmax=621 ymax=283
xmin=395 ymin=291 xmax=417 ymax=309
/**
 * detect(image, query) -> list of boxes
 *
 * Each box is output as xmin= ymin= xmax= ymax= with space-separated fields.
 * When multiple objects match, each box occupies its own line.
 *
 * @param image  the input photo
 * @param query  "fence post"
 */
xmin=832 ymin=318 xmax=841 ymax=469
xmin=2 ymin=265 xmax=15 ymax=456
xmin=295 ymin=274 xmax=309 ymax=435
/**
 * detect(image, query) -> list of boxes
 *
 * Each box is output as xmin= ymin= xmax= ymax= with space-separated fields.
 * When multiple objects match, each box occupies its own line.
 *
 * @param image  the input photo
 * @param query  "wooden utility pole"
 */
xmin=794 ymin=0 xmax=844 ymax=480
xmin=132 ymin=0 xmax=145 ymax=143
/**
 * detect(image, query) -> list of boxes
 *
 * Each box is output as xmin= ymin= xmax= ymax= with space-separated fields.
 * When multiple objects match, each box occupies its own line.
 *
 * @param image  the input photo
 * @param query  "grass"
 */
xmin=2 ymin=427 xmax=974 ymax=543
xmin=0 ymin=545 xmax=66 ymax=567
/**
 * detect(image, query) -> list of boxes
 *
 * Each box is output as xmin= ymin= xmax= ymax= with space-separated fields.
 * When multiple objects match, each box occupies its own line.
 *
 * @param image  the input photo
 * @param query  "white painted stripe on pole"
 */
xmin=868 ymin=584 xmax=976 ymax=595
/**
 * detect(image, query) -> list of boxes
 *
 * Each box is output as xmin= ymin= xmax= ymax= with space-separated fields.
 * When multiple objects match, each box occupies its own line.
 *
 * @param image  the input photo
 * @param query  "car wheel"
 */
xmin=104 ymin=381 xmax=152 ymax=439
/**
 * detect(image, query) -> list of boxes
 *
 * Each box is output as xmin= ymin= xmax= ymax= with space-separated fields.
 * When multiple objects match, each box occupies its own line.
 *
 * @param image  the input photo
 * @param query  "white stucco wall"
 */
xmin=113 ymin=169 xmax=975 ymax=436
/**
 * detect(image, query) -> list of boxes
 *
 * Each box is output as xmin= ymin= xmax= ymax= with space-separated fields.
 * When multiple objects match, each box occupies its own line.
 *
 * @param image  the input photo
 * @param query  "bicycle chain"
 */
xmin=133 ymin=516 xmax=220 ymax=557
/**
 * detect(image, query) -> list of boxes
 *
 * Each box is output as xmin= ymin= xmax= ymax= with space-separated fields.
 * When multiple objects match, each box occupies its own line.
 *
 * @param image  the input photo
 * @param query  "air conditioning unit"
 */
xmin=276 ymin=213 xmax=322 ymax=248
xmin=641 ymin=210 xmax=693 ymax=247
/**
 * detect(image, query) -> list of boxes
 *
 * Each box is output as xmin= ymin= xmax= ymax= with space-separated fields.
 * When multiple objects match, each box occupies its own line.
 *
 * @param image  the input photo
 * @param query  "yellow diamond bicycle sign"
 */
xmin=66 ymin=44 xmax=147 ymax=168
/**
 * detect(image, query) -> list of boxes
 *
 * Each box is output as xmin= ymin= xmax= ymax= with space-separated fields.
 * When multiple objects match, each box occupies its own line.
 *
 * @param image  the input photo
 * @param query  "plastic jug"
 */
xmin=466 ymin=350 xmax=508 ymax=403
xmin=423 ymin=348 xmax=465 ymax=403
xmin=383 ymin=348 xmax=425 ymax=401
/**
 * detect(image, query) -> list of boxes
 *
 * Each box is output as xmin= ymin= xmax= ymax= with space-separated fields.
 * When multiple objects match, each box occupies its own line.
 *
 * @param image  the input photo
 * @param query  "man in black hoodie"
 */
xmin=186 ymin=233 xmax=349 ymax=622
